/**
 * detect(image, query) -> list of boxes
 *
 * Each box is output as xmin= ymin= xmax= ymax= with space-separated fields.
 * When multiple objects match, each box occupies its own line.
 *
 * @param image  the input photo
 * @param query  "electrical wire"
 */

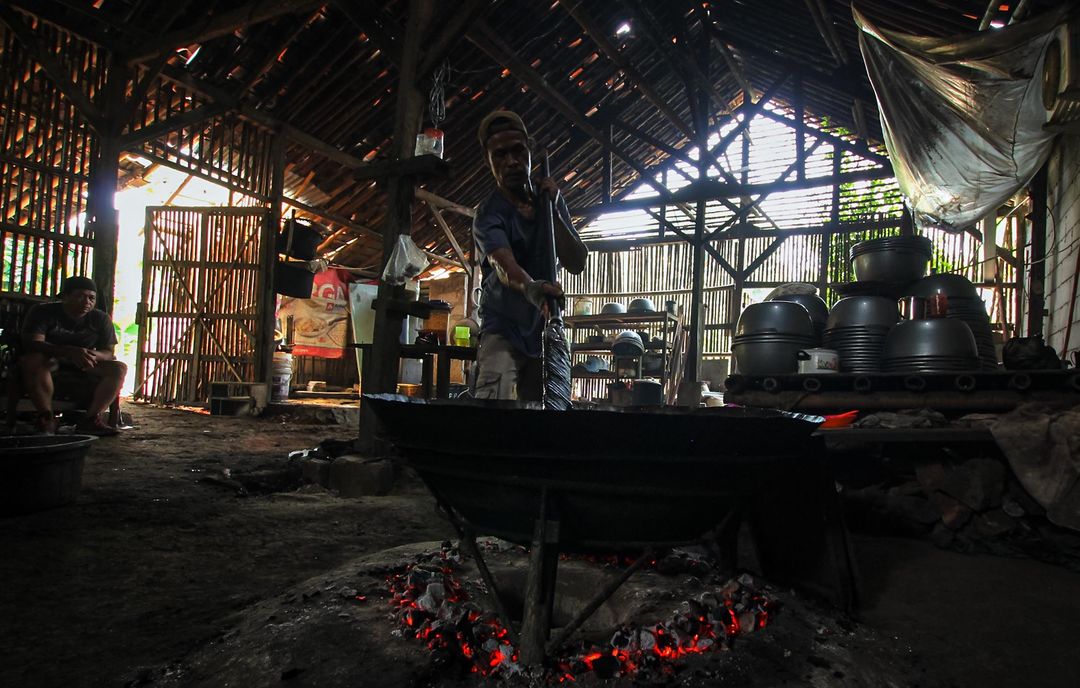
xmin=428 ymin=58 xmax=448 ymax=127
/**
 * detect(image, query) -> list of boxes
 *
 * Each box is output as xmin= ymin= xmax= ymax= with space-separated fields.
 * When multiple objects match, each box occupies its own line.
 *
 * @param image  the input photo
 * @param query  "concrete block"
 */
xmin=301 ymin=458 xmax=331 ymax=487
xmin=329 ymin=455 xmax=394 ymax=497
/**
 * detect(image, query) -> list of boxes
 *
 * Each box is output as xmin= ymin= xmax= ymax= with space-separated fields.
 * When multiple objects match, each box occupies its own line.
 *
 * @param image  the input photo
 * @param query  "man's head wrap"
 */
xmin=478 ymin=110 xmax=529 ymax=149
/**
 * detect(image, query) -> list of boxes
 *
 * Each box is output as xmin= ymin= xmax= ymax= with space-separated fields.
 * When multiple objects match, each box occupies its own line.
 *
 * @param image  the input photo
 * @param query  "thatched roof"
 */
xmin=5 ymin=0 xmax=1059 ymax=271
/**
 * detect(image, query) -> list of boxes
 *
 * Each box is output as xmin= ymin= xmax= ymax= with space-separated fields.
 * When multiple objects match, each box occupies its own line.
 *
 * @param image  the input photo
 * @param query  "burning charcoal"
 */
xmin=610 ymin=627 xmax=634 ymax=651
xmin=738 ymin=612 xmax=757 ymax=634
xmin=638 ymin=628 xmax=657 ymax=653
xmin=718 ymin=579 xmax=740 ymax=598
xmin=406 ymin=568 xmax=437 ymax=588
xmin=416 ymin=582 xmax=445 ymax=612
xmin=737 ymin=573 xmax=755 ymax=587
xmin=591 ymin=653 xmax=620 ymax=679
xmin=656 ymin=553 xmax=687 ymax=575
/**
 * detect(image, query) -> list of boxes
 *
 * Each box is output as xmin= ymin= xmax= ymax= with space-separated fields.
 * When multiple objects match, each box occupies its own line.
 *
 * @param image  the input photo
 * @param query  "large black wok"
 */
xmin=365 ymin=395 xmax=825 ymax=550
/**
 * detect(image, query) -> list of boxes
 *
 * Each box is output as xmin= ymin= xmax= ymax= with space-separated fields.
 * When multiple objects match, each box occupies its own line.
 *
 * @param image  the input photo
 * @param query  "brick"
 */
xmin=301 ymin=457 xmax=331 ymax=487
xmin=328 ymin=455 xmax=395 ymax=497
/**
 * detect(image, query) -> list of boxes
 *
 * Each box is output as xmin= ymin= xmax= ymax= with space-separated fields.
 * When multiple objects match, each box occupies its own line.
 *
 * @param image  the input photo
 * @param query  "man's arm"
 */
xmin=537 ymin=178 xmax=588 ymax=275
xmin=22 ymin=333 xmax=98 ymax=369
xmin=487 ymin=247 xmax=563 ymax=315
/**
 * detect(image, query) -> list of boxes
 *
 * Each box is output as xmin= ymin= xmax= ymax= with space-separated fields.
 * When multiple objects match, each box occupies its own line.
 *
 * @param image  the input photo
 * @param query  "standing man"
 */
xmin=20 ymin=276 xmax=126 ymax=435
xmin=472 ymin=110 xmax=588 ymax=401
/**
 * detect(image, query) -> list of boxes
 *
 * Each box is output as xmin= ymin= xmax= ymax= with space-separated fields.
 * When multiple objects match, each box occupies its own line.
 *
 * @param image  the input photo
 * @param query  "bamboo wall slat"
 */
xmin=136 ymin=207 xmax=268 ymax=404
xmin=0 ymin=23 xmax=96 ymax=297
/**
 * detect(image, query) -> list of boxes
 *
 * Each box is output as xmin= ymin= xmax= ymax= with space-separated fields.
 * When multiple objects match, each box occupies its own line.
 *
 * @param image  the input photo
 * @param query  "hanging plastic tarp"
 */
xmin=854 ymin=5 xmax=1070 ymax=231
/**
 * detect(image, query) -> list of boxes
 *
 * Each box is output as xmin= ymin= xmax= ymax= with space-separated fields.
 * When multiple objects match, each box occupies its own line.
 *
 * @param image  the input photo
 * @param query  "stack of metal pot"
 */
xmin=767 ymin=292 xmax=828 ymax=345
xmin=905 ymin=274 xmax=998 ymax=369
xmin=732 ymin=301 xmax=815 ymax=375
xmin=850 ymin=235 xmax=933 ymax=283
xmin=822 ymin=296 xmax=899 ymax=372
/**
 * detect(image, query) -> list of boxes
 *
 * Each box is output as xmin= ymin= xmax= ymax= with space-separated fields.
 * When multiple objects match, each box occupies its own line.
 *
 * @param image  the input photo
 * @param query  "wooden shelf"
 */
xmin=563 ymin=312 xmax=677 ymax=328
xmin=570 ymin=372 xmax=662 ymax=380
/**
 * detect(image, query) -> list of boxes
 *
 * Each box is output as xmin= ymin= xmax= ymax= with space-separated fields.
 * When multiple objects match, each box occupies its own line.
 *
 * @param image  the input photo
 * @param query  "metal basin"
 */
xmin=850 ymin=236 xmax=932 ymax=283
xmin=364 ymin=394 xmax=823 ymax=551
xmin=1 ymin=435 xmax=97 ymax=516
xmin=882 ymin=318 xmax=978 ymax=360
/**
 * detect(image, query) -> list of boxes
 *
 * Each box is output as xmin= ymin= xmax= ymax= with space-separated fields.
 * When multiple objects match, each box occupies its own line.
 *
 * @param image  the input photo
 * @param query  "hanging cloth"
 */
xmin=853 ymin=5 xmax=1070 ymax=231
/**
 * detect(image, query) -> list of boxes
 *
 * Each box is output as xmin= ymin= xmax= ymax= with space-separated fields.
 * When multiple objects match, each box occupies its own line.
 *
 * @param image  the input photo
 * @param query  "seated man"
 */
xmin=19 ymin=276 xmax=126 ymax=436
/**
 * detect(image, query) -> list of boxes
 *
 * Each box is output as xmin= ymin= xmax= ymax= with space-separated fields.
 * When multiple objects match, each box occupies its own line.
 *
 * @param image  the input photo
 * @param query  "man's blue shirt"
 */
xmin=472 ymin=190 xmax=572 ymax=358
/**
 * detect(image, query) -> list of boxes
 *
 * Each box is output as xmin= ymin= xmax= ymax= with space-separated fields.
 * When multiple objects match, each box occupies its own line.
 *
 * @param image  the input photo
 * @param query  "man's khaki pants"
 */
xmin=473 ymin=333 xmax=542 ymax=402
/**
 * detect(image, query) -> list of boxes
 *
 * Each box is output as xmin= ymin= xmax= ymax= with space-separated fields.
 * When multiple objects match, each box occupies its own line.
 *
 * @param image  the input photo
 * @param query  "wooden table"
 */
xmin=352 ymin=343 xmax=477 ymax=399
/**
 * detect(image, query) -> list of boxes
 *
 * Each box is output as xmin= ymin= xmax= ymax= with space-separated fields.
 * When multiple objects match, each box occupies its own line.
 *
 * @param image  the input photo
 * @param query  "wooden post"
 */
xmin=258 ymin=132 xmax=285 ymax=385
xmin=86 ymin=57 xmax=130 ymax=314
xmin=602 ymin=122 xmax=613 ymax=205
xmin=519 ymin=488 xmax=560 ymax=666
xmin=1027 ymin=164 xmax=1048 ymax=337
xmin=359 ymin=0 xmax=433 ymax=448
xmin=686 ymin=22 xmax=711 ymax=382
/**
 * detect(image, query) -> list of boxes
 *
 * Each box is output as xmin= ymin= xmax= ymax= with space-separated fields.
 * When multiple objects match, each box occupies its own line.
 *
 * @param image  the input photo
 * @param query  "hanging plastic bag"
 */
xmin=854 ymin=5 xmax=1068 ymax=231
xmin=381 ymin=234 xmax=429 ymax=285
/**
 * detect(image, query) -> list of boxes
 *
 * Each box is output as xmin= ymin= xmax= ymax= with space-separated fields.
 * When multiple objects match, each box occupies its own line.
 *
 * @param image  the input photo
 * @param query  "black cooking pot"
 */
xmin=277 ymin=219 xmax=324 ymax=261
xmin=274 ymin=260 xmax=314 ymax=297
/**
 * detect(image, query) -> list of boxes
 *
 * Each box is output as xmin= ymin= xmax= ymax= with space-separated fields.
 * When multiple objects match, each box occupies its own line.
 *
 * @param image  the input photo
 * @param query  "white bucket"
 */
xmin=271 ymin=351 xmax=292 ymax=401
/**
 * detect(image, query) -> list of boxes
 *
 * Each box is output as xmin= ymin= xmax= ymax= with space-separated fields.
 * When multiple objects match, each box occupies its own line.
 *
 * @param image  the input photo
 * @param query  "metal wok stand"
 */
xmin=431 ymin=485 xmax=741 ymax=666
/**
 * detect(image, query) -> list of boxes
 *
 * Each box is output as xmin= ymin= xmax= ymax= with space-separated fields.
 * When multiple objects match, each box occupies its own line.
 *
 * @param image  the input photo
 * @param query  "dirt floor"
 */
xmin=2 ymin=402 xmax=1080 ymax=688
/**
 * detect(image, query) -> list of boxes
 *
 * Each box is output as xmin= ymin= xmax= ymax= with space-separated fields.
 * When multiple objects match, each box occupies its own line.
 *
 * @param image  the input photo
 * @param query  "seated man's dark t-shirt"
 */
xmin=21 ymin=302 xmax=117 ymax=353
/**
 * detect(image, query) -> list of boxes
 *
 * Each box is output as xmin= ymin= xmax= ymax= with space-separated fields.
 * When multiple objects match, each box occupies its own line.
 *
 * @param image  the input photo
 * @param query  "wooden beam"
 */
xmin=282 ymin=196 xmax=380 ymax=239
xmin=710 ymin=31 xmax=753 ymax=99
xmin=709 ymin=73 xmax=789 ymax=161
xmin=804 ymin=0 xmax=847 ymax=66
xmin=467 ymin=18 xmax=679 ymax=208
xmin=707 ymin=24 xmax=876 ymax=104
xmin=758 ymin=108 xmax=891 ymax=167
xmin=704 ymin=136 xmax=826 ymax=242
xmin=1027 ymin=164 xmax=1048 ymax=336
xmin=610 ymin=118 xmax=695 ymax=168
xmin=126 ymin=0 xmax=324 ymax=65
xmin=560 ymin=0 xmax=696 ymax=141
xmin=583 ymin=217 xmax=903 ymax=252
xmin=416 ymin=0 xmax=491 ymax=76
xmin=743 ymin=235 xmax=787 ymax=277
xmin=155 ymin=65 xmax=386 ymax=174
xmin=978 ymin=0 xmax=999 ymax=30
xmin=260 ymin=132 xmax=285 ymax=385
xmin=0 ymin=4 xmax=105 ymax=130
xmin=415 ymin=188 xmax=475 ymax=218
xmin=333 ymin=0 xmax=402 ymax=66
xmin=87 ymin=56 xmax=129 ymax=314
xmin=366 ymin=0 xmax=433 ymax=418
xmin=121 ymin=54 xmax=170 ymax=125
xmin=118 ymin=103 xmax=226 ymax=148
xmin=624 ymin=0 xmax=729 ymax=125
xmin=425 ymin=201 xmax=470 ymax=273
xmin=570 ymin=157 xmax=892 ymax=216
